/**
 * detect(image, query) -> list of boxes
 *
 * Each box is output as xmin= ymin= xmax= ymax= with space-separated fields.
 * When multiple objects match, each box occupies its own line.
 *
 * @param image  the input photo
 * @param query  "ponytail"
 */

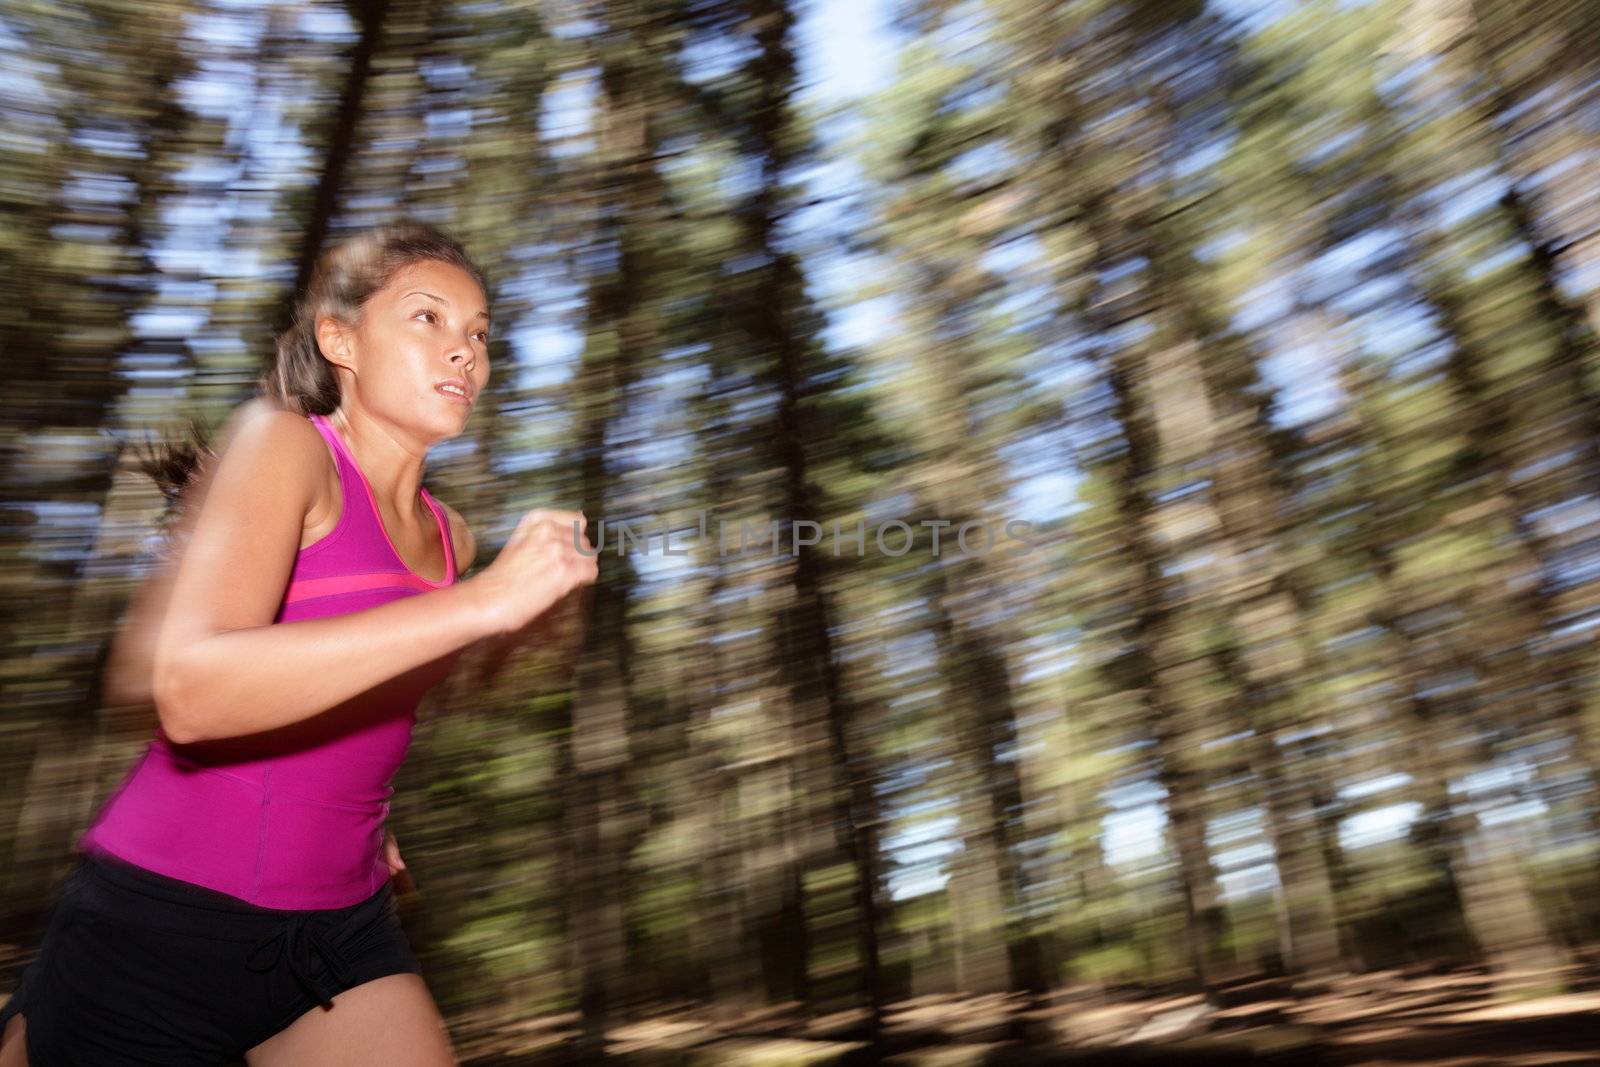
xmin=132 ymin=415 xmax=216 ymax=542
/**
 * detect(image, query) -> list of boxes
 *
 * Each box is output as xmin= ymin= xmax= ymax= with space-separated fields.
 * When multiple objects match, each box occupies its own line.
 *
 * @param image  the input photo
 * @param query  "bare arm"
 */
xmin=101 ymin=559 xmax=178 ymax=710
xmin=102 ymin=398 xmax=269 ymax=709
xmin=151 ymin=406 xmax=497 ymax=744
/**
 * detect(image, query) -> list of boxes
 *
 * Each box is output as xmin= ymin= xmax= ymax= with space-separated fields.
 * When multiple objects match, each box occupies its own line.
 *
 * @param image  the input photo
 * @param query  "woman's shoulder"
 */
xmin=161 ymin=401 xmax=329 ymax=550
xmin=203 ymin=402 xmax=335 ymax=514
xmin=217 ymin=398 xmax=325 ymax=459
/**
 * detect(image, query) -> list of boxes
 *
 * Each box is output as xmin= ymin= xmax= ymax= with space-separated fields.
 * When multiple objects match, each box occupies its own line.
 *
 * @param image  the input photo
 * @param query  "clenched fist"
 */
xmin=466 ymin=509 xmax=598 ymax=638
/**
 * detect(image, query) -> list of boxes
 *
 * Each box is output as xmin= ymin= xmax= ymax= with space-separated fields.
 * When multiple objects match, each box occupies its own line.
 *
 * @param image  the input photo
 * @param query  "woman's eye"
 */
xmin=474 ymin=331 xmax=489 ymax=343
xmin=416 ymin=309 xmax=437 ymax=323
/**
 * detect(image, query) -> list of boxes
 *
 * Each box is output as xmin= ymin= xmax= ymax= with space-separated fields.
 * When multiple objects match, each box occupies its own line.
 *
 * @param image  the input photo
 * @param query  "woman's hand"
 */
xmin=384 ymin=831 xmax=417 ymax=896
xmin=383 ymin=830 xmax=405 ymax=876
xmin=466 ymin=509 xmax=598 ymax=638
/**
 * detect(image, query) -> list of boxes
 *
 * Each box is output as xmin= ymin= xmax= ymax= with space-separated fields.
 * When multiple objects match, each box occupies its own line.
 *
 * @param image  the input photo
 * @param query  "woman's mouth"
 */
xmin=434 ymin=381 xmax=472 ymax=405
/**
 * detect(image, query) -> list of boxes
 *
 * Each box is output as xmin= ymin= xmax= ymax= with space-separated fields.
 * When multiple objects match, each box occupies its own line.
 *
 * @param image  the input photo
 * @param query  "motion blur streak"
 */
xmin=4 ymin=0 xmax=1600 ymax=1063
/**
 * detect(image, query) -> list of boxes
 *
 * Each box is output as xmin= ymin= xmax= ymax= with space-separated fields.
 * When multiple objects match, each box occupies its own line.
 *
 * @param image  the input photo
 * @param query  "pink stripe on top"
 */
xmin=79 ymin=412 xmax=464 ymax=909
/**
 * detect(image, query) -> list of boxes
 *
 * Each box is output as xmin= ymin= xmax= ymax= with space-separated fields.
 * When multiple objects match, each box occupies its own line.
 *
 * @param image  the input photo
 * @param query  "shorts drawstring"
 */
xmin=245 ymin=911 xmax=357 ymax=1008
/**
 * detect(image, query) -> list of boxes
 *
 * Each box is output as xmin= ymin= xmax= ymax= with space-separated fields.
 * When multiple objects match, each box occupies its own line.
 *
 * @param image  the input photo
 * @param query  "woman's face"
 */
xmin=322 ymin=258 xmax=491 ymax=441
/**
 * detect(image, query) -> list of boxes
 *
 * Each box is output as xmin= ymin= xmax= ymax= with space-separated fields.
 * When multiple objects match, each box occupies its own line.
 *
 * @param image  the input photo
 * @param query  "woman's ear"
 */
xmin=315 ymin=314 xmax=356 ymax=374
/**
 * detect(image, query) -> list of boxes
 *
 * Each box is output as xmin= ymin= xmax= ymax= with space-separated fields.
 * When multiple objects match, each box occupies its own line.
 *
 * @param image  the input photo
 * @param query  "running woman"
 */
xmin=0 ymin=221 xmax=598 ymax=1065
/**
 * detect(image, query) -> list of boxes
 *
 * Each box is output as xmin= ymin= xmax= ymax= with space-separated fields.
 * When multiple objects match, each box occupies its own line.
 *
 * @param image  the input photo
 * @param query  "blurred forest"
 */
xmin=6 ymin=0 xmax=1600 ymax=1063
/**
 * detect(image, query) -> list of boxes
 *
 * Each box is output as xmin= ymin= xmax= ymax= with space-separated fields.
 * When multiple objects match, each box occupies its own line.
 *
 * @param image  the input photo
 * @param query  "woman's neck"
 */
xmin=330 ymin=408 xmax=428 ymax=512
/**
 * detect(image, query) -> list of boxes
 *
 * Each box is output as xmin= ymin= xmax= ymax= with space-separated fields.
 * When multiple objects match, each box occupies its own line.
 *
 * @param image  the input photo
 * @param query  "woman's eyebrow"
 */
xmin=404 ymin=290 xmax=491 ymax=323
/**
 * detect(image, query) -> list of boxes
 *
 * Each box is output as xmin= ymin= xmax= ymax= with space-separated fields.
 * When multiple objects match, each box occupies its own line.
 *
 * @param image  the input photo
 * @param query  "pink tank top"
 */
xmin=79 ymin=412 xmax=461 ymax=909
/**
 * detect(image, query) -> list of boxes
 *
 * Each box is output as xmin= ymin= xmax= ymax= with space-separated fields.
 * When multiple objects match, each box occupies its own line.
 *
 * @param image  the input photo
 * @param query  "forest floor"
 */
xmin=446 ymin=961 xmax=1600 ymax=1066
xmin=5 ymin=949 xmax=1598 ymax=1064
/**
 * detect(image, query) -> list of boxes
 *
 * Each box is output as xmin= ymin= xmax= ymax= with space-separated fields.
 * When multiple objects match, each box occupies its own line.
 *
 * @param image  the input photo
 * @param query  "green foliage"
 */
xmin=6 ymin=0 xmax=1600 ymax=1048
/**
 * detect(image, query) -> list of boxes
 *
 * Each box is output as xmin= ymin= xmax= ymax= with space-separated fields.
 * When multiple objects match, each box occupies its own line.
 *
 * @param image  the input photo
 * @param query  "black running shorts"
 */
xmin=0 ymin=850 xmax=424 ymax=1065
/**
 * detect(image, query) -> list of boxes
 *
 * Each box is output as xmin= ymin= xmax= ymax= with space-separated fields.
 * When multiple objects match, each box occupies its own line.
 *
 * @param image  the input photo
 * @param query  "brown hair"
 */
xmin=143 ymin=220 xmax=489 ymax=521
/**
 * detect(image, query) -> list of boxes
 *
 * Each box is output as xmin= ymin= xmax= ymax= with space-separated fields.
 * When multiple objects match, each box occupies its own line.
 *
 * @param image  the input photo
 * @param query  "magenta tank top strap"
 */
xmin=307 ymin=412 xmax=362 ymax=518
xmin=421 ymin=487 xmax=457 ymax=581
xmin=307 ymin=412 xmax=389 ymax=562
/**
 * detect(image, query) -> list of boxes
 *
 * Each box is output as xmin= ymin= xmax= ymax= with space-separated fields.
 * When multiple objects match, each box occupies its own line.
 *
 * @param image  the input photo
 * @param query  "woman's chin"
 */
xmin=395 ymin=406 xmax=470 ymax=446
xmin=435 ymin=407 xmax=472 ymax=438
